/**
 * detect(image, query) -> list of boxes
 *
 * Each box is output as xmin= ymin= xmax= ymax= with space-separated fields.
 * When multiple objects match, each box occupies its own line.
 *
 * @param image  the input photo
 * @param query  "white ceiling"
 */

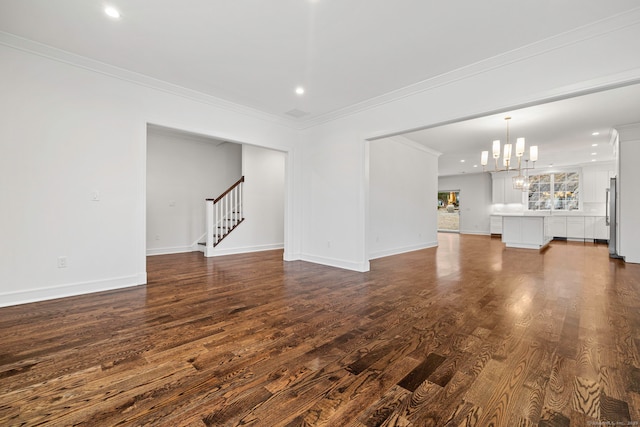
xmin=1 ymin=1 xmax=639 ymax=175
xmin=403 ymin=83 xmax=640 ymax=176
xmin=1 ymin=0 xmax=639 ymax=122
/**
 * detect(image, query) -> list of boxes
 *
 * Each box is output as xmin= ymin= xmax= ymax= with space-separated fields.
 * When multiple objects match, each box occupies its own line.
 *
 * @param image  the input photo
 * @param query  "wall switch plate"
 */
xmin=57 ymin=256 xmax=67 ymax=268
xmin=91 ymin=190 xmax=100 ymax=201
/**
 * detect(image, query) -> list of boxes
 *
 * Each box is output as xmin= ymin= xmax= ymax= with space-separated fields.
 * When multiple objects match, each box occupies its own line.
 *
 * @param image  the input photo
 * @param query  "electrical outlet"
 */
xmin=57 ymin=256 xmax=67 ymax=268
xmin=155 ymin=234 xmax=160 ymax=241
xmin=91 ymin=190 xmax=100 ymax=201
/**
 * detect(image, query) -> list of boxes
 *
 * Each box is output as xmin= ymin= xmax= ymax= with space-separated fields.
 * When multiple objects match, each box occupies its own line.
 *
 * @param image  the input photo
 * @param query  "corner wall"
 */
xmin=618 ymin=123 xmax=640 ymax=263
xmin=369 ymin=138 xmax=439 ymax=259
xmin=0 ymin=42 xmax=298 ymax=307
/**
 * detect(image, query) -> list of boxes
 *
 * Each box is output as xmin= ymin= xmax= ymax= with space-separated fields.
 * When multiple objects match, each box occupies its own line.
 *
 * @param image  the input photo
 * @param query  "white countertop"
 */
xmin=491 ymin=212 xmax=605 ymax=217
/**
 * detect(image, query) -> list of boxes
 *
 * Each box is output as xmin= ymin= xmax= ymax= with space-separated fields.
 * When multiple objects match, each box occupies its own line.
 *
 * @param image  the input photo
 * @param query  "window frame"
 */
xmin=526 ymin=169 xmax=581 ymax=212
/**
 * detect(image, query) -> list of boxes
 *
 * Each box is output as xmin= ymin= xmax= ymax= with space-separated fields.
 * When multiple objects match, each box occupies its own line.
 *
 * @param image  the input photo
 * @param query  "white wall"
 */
xmin=299 ymin=125 xmax=369 ymax=271
xmin=146 ymin=128 xmax=242 ymax=255
xmin=618 ymin=123 xmax=640 ymax=263
xmin=212 ymin=144 xmax=285 ymax=255
xmin=1 ymin=12 xmax=640 ymax=306
xmin=369 ymin=138 xmax=439 ymax=259
xmin=299 ymin=15 xmax=640 ymax=273
xmin=439 ymin=173 xmax=492 ymax=235
xmin=0 ymin=42 xmax=298 ymax=307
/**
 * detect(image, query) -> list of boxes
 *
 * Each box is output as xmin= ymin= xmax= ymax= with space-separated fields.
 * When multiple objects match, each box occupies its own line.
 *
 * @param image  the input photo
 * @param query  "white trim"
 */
xmin=369 ymin=241 xmax=438 ymax=260
xmin=147 ymin=245 xmax=195 ymax=256
xmin=505 ymin=241 xmax=551 ymax=250
xmin=617 ymin=122 xmax=640 ymax=141
xmin=576 ymin=160 xmax=615 ymax=168
xmin=0 ymin=275 xmax=145 ymax=308
xmin=204 ymin=243 xmax=284 ymax=257
xmin=299 ymin=8 xmax=640 ymax=129
xmin=283 ymin=251 xmax=301 ymax=261
xmin=359 ymin=137 xmax=370 ymax=271
xmin=299 ymin=254 xmax=370 ymax=273
xmin=388 ymin=136 xmax=443 ymax=157
xmin=4 ymin=6 xmax=640 ymax=130
xmin=0 ymin=31 xmax=292 ymax=128
xmin=460 ymin=230 xmax=491 ymax=236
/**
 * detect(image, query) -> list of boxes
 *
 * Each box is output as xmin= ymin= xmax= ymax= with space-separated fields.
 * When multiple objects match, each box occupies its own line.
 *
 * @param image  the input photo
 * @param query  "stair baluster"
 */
xmin=204 ymin=176 xmax=245 ymax=253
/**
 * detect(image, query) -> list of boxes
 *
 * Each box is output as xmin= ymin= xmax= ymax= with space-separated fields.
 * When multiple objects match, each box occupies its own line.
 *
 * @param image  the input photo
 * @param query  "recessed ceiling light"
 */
xmin=295 ymin=86 xmax=305 ymax=95
xmin=591 ymin=152 xmax=597 ymax=155
xmin=592 ymin=143 xmax=598 ymax=147
xmin=591 ymin=159 xmax=597 ymax=162
xmin=460 ymin=159 xmax=465 ymax=163
xmin=592 ymin=132 xmax=600 ymax=136
xmin=473 ymin=164 xmax=478 ymax=168
xmin=104 ymin=6 xmax=121 ymax=18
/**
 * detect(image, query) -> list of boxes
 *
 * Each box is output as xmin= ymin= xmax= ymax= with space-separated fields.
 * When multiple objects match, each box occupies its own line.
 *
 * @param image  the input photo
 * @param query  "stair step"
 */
xmin=199 ymin=217 xmax=245 ymax=249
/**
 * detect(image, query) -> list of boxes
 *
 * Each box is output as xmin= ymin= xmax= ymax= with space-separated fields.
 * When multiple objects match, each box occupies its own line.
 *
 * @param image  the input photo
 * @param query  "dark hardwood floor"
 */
xmin=1 ymin=234 xmax=640 ymax=426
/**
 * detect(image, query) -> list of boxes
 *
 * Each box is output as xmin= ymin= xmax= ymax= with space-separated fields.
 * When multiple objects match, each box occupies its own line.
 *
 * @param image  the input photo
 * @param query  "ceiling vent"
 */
xmin=285 ymin=108 xmax=310 ymax=118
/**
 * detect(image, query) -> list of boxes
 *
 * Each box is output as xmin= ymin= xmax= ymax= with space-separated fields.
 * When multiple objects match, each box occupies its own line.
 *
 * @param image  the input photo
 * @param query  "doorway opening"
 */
xmin=438 ymin=190 xmax=460 ymax=232
xmin=145 ymin=124 xmax=286 ymax=258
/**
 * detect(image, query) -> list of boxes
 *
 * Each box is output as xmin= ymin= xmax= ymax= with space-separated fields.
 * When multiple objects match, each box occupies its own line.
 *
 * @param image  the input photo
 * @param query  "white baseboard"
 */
xmin=204 ymin=243 xmax=284 ymax=257
xmin=0 ymin=274 xmax=146 ymax=308
xmin=459 ymin=230 xmax=491 ymax=236
xmin=146 ymin=245 xmax=194 ymax=256
xmin=369 ymin=241 xmax=438 ymax=260
xmin=283 ymin=251 xmax=301 ymax=262
xmin=299 ymin=253 xmax=370 ymax=272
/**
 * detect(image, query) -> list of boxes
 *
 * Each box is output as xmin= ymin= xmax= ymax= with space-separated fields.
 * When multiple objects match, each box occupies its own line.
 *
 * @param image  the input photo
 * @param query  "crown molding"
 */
xmin=297 ymin=7 xmax=640 ymax=129
xmin=388 ymin=136 xmax=442 ymax=157
xmin=439 ymin=171 xmax=488 ymax=178
xmin=0 ymin=31 xmax=297 ymax=130
xmin=616 ymin=122 xmax=640 ymax=141
xmin=3 ymin=5 xmax=640 ymax=133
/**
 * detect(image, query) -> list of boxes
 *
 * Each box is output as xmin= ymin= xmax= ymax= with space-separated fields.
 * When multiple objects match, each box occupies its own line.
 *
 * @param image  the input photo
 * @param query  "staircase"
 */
xmin=198 ymin=176 xmax=245 ymax=256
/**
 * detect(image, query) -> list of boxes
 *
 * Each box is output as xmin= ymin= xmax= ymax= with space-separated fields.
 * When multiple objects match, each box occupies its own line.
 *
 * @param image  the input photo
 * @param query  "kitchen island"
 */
xmin=501 ymin=215 xmax=552 ymax=250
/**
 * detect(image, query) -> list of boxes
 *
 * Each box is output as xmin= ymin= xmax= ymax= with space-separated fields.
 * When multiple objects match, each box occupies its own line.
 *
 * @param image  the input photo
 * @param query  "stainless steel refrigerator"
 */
xmin=606 ymin=177 xmax=622 ymax=258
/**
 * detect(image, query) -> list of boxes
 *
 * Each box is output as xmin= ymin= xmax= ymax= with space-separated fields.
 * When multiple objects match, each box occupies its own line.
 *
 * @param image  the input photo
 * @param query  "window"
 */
xmin=527 ymin=172 xmax=580 ymax=211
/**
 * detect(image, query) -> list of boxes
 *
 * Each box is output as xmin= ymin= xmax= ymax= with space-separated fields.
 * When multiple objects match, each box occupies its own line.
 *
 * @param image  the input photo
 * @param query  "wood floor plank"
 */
xmin=1 ymin=235 xmax=639 ymax=425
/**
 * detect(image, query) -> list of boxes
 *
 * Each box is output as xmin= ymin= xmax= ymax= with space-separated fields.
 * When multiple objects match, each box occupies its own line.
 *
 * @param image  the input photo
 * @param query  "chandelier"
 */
xmin=480 ymin=116 xmax=538 ymax=190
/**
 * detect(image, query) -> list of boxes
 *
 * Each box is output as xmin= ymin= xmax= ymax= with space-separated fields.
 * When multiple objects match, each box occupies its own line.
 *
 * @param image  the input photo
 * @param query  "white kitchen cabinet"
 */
xmin=585 ymin=216 xmax=595 ymax=239
xmin=549 ymin=216 xmax=567 ymax=238
xmin=593 ymin=216 xmax=609 ymax=240
xmin=566 ymin=217 xmax=585 ymax=239
xmin=581 ymin=216 xmax=609 ymax=241
xmin=582 ymin=168 xmax=596 ymax=202
xmin=492 ymin=175 xmax=505 ymax=204
xmin=491 ymin=174 xmax=523 ymax=205
xmin=594 ymin=170 xmax=611 ymax=203
xmin=582 ymin=164 xmax=614 ymax=203
xmin=490 ymin=216 xmax=503 ymax=234
xmin=502 ymin=216 xmax=551 ymax=249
